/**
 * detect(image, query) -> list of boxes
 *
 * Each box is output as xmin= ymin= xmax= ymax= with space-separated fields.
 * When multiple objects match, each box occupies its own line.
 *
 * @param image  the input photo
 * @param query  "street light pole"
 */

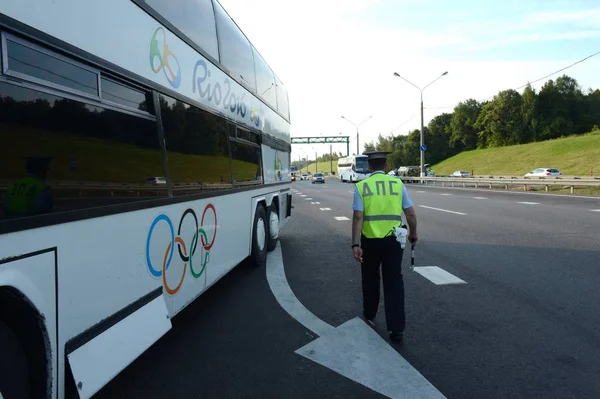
xmin=341 ymin=115 xmax=372 ymax=155
xmin=393 ymin=71 xmax=448 ymax=177
xmin=330 ymin=144 xmax=332 ymax=174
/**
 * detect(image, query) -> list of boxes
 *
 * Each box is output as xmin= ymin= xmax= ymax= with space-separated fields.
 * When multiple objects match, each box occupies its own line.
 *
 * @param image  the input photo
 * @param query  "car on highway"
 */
xmin=451 ymin=170 xmax=471 ymax=177
xmin=300 ymin=173 xmax=309 ymax=181
xmin=525 ymin=168 xmax=562 ymax=177
xmin=311 ymin=173 xmax=325 ymax=184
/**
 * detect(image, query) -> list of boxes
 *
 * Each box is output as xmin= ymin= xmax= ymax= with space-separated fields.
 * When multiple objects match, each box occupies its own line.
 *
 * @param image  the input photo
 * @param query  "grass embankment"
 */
xmin=298 ymin=161 xmax=338 ymax=175
xmin=1 ymin=126 xmax=257 ymax=183
xmin=432 ymin=131 xmax=600 ymax=176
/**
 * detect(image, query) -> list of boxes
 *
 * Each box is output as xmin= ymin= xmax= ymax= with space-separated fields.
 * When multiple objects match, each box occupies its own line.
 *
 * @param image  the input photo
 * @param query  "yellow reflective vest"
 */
xmin=356 ymin=172 xmax=403 ymax=238
xmin=5 ymin=176 xmax=49 ymax=218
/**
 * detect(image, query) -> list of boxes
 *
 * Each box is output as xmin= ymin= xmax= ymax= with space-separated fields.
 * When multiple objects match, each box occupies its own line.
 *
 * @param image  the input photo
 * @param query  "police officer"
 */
xmin=351 ymin=151 xmax=418 ymax=343
xmin=4 ymin=157 xmax=53 ymax=219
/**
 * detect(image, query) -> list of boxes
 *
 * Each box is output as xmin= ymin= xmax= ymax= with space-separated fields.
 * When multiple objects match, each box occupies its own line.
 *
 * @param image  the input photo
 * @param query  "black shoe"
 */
xmin=389 ymin=331 xmax=403 ymax=342
xmin=363 ymin=313 xmax=375 ymax=328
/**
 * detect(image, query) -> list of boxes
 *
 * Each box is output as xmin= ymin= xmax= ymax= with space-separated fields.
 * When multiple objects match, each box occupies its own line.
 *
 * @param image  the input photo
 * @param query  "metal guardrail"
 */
xmin=399 ymin=176 xmax=600 ymax=194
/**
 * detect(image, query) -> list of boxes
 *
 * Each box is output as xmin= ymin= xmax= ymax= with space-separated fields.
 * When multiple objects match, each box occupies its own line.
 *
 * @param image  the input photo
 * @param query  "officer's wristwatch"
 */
xmin=351 ymin=244 xmax=360 ymax=249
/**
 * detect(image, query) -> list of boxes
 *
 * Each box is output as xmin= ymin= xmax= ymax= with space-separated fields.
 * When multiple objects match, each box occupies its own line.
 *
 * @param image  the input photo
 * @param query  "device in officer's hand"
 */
xmin=392 ymin=225 xmax=408 ymax=249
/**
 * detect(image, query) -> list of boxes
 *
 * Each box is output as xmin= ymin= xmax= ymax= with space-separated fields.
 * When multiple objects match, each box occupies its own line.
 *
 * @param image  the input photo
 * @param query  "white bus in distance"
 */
xmin=337 ymin=154 xmax=370 ymax=182
xmin=0 ymin=0 xmax=292 ymax=398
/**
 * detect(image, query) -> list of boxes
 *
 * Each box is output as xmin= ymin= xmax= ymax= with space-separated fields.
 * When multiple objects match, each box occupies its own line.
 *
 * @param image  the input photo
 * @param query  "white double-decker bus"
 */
xmin=0 ymin=1 xmax=292 ymax=398
xmin=337 ymin=154 xmax=370 ymax=182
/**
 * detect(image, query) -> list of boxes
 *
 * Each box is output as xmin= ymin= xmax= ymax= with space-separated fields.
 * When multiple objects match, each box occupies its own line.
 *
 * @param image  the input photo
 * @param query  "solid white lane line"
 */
xmin=518 ymin=201 xmax=540 ymax=205
xmin=320 ymin=208 xmax=331 ymax=211
xmin=334 ymin=216 xmax=350 ymax=221
xmin=413 ymin=266 xmax=467 ymax=285
xmin=419 ymin=205 xmax=467 ymax=216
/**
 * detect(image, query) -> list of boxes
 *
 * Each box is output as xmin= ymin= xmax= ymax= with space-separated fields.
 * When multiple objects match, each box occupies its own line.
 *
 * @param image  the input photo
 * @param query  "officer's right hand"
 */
xmin=352 ymin=247 xmax=363 ymax=263
xmin=408 ymin=233 xmax=418 ymax=246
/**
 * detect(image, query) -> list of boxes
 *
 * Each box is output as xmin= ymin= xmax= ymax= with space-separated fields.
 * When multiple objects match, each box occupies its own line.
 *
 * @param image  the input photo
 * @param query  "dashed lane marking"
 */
xmin=419 ymin=205 xmax=467 ymax=216
xmin=334 ymin=216 xmax=350 ymax=221
xmin=320 ymin=208 xmax=331 ymax=211
xmin=311 ymin=202 xmax=321 ymax=204
xmin=472 ymin=197 xmax=487 ymax=200
xmin=517 ymin=201 xmax=540 ymax=205
xmin=413 ymin=266 xmax=467 ymax=285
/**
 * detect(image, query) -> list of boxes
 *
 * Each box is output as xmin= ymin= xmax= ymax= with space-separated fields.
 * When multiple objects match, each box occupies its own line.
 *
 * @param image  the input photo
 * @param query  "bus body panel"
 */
xmin=1 ymin=0 xmax=290 ymax=143
xmin=67 ymin=293 xmax=171 ymax=399
xmin=0 ymin=184 xmax=290 ymax=397
xmin=1 ymin=0 xmax=292 ymax=396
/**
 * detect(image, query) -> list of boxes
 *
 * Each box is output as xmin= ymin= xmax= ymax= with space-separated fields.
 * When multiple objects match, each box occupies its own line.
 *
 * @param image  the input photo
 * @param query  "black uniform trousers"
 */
xmin=360 ymin=234 xmax=405 ymax=333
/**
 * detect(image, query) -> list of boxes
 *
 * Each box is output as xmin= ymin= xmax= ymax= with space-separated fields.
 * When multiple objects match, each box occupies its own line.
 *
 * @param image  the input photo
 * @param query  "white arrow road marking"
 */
xmin=419 ymin=205 xmax=467 ymax=216
xmin=267 ymin=244 xmax=447 ymax=399
xmin=413 ymin=267 xmax=467 ymax=285
xmin=334 ymin=216 xmax=350 ymax=221
xmin=311 ymin=202 xmax=321 ymax=204
xmin=320 ymin=207 xmax=331 ymax=211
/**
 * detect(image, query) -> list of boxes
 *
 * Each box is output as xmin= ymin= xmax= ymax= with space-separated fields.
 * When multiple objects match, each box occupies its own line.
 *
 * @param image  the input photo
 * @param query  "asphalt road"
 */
xmin=94 ymin=178 xmax=600 ymax=399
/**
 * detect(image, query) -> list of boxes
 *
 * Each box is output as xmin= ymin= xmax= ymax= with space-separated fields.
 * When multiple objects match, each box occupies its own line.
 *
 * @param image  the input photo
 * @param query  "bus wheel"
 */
xmin=266 ymin=204 xmax=279 ymax=252
xmin=251 ymin=204 xmax=268 ymax=267
xmin=0 ymin=320 xmax=30 ymax=399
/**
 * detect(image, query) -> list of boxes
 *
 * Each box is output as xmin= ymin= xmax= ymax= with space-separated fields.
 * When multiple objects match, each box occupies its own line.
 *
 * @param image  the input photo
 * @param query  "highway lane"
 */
xmin=93 ymin=178 xmax=600 ymax=399
xmin=290 ymin=178 xmax=600 ymax=399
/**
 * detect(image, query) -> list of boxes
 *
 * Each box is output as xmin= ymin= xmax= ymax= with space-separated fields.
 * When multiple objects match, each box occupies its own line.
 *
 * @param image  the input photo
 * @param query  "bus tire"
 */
xmin=266 ymin=203 xmax=279 ymax=252
xmin=0 ymin=319 xmax=31 ymax=399
xmin=251 ymin=204 xmax=268 ymax=267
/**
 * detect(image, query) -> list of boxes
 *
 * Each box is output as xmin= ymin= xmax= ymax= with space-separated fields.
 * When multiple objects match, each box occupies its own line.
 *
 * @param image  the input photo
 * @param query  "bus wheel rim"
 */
xmin=256 ymin=217 xmax=266 ymax=250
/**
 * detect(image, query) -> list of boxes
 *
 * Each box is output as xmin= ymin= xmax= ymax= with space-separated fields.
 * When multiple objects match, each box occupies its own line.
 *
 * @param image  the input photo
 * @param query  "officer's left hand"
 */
xmin=352 ymin=247 xmax=363 ymax=263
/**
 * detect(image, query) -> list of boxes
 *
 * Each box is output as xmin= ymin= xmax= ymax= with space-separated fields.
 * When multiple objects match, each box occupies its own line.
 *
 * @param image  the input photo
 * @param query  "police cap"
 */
xmin=362 ymin=151 xmax=391 ymax=161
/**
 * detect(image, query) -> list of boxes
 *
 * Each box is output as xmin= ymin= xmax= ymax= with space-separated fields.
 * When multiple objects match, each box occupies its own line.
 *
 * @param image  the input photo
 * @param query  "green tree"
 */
xmin=450 ymin=99 xmax=481 ymax=151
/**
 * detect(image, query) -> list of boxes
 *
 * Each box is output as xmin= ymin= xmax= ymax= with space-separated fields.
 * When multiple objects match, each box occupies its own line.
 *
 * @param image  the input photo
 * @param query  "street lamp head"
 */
xmin=442 ymin=71 xmax=448 ymax=76
xmin=393 ymin=72 xmax=400 ymax=77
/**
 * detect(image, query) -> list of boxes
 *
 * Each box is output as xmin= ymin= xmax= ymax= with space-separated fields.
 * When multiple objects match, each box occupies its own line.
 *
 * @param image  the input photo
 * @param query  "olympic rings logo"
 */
xmin=149 ymin=27 xmax=182 ymax=89
xmin=145 ymin=204 xmax=217 ymax=295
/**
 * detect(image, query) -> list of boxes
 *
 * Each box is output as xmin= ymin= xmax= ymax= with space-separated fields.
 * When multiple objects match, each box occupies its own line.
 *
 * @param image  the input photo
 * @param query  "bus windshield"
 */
xmin=355 ymin=158 xmax=369 ymax=174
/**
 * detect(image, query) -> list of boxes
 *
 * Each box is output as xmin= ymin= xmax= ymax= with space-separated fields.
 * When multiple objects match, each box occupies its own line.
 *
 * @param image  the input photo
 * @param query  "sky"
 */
xmin=218 ymin=0 xmax=600 ymax=161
